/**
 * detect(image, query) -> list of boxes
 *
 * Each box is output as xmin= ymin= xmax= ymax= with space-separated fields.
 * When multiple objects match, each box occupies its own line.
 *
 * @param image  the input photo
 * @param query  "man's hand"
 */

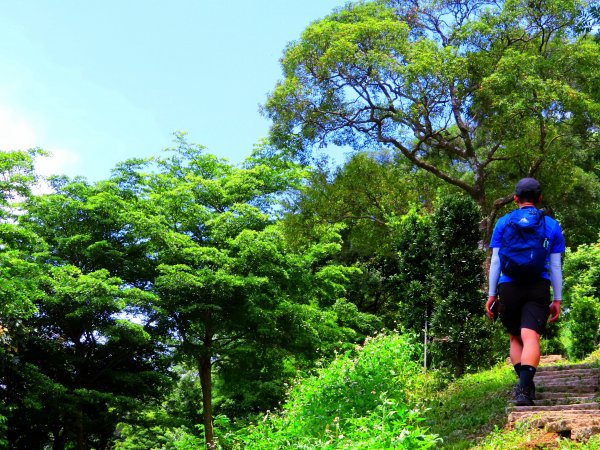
xmin=485 ymin=296 xmax=497 ymax=320
xmin=549 ymin=300 xmax=561 ymax=323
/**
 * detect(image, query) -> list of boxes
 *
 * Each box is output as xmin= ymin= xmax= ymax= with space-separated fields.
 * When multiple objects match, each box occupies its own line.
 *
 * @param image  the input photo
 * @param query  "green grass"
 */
xmin=424 ymin=363 xmax=515 ymax=449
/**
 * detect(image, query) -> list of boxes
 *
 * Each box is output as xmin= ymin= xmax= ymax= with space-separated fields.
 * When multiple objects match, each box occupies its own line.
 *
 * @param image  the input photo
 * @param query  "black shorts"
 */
xmin=498 ymin=278 xmax=551 ymax=336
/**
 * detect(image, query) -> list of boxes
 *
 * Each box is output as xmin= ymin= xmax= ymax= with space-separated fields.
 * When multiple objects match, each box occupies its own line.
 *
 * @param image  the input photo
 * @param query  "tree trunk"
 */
xmin=76 ymin=407 xmax=85 ymax=450
xmin=52 ymin=427 xmax=66 ymax=450
xmin=199 ymin=352 xmax=214 ymax=449
xmin=454 ymin=345 xmax=466 ymax=378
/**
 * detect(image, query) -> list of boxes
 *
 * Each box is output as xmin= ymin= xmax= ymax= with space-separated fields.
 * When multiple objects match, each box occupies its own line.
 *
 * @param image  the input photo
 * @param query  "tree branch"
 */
xmin=376 ymin=127 xmax=476 ymax=197
xmin=334 ymin=214 xmax=388 ymax=226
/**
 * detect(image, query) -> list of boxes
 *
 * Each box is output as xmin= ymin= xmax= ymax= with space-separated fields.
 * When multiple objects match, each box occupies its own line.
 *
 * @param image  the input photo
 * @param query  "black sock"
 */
xmin=513 ymin=363 xmax=522 ymax=378
xmin=519 ymin=365 xmax=536 ymax=388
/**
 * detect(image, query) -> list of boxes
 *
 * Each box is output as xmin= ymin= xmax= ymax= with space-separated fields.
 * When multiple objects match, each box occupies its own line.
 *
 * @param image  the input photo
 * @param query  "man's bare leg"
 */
xmin=509 ymin=334 xmax=523 ymax=365
xmin=520 ymin=328 xmax=541 ymax=368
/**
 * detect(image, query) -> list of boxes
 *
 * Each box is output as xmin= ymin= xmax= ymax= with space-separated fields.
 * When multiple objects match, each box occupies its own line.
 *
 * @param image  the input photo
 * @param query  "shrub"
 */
xmin=563 ymin=242 xmax=600 ymax=360
xmin=229 ymin=332 xmax=440 ymax=449
xmin=568 ymin=285 xmax=600 ymax=360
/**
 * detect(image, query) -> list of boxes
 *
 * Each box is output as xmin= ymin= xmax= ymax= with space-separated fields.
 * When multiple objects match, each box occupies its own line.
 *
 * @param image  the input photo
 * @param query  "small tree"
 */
xmin=429 ymin=196 xmax=485 ymax=376
xmin=4 ymin=266 xmax=170 ymax=450
xmin=391 ymin=208 xmax=434 ymax=338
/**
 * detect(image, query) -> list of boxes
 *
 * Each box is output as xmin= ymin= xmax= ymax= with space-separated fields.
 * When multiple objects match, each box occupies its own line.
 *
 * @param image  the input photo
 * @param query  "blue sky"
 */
xmin=0 ymin=1 xmax=347 ymax=180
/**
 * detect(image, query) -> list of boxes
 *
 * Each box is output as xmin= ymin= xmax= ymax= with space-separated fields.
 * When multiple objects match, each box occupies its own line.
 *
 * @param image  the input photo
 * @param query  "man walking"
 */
xmin=485 ymin=178 xmax=565 ymax=406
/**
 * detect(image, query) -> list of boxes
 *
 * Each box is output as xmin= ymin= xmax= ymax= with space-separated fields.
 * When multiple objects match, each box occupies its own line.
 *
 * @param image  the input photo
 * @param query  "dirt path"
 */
xmin=507 ymin=356 xmax=600 ymax=441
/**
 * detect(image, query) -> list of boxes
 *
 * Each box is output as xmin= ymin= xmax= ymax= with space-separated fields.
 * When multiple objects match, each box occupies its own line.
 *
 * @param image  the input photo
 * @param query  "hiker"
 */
xmin=485 ymin=178 xmax=565 ymax=406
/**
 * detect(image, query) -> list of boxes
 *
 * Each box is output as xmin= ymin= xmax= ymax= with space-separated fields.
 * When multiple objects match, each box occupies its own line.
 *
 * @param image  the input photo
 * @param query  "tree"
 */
xmin=392 ymin=208 xmax=435 ymax=337
xmin=22 ymin=175 xmax=157 ymax=287
xmin=0 ymin=149 xmax=42 ymax=218
xmin=0 ymin=149 xmax=45 ymax=330
xmin=283 ymin=151 xmax=437 ymax=257
xmin=429 ymin=196 xmax=486 ymax=376
xmin=3 ymin=265 xmax=170 ymax=450
xmin=11 ymin=166 xmax=172 ymax=449
xmin=265 ymin=0 xmax=600 ymax=243
xmin=0 ymin=149 xmax=45 ymax=448
xmin=282 ymin=151 xmax=445 ymax=327
xmin=111 ymin=139 xmax=377 ymax=448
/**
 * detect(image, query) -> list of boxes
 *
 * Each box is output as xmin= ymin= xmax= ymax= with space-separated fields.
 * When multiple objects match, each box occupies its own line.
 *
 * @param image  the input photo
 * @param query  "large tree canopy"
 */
xmin=265 ymin=0 xmax=600 ymax=242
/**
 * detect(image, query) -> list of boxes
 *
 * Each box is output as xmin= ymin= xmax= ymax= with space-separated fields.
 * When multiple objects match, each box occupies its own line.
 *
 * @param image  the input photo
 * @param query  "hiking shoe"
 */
xmin=529 ymin=380 xmax=536 ymax=400
xmin=514 ymin=385 xmax=534 ymax=406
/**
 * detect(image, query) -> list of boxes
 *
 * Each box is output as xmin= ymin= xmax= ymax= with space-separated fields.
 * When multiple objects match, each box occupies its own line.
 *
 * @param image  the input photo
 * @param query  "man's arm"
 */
xmin=486 ymin=247 xmax=501 ymax=319
xmin=548 ymin=252 xmax=562 ymax=322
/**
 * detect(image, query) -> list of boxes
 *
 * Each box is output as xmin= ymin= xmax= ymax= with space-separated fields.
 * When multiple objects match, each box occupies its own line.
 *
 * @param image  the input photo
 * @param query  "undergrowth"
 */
xmin=425 ymin=363 xmax=515 ymax=449
xmin=157 ymin=338 xmax=600 ymax=449
xmin=225 ymin=332 xmax=441 ymax=449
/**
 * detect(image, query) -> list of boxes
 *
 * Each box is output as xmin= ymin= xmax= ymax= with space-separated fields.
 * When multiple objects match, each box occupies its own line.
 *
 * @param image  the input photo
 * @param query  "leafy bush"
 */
xmin=228 ymin=332 xmax=440 ymax=449
xmin=541 ymin=321 xmax=567 ymax=356
xmin=563 ymin=242 xmax=600 ymax=360
xmin=563 ymin=243 xmax=600 ymax=299
xmin=568 ymin=285 xmax=600 ymax=360
xmin=391 ymin=208 xmax=434 ymax=339
xmin=0 ymin=415 xmax=6 ymax=450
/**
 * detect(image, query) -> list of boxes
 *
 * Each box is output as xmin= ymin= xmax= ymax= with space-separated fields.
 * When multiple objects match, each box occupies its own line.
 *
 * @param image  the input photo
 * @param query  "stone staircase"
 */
xmin=507 ymin=357 xmax=600 ymax=441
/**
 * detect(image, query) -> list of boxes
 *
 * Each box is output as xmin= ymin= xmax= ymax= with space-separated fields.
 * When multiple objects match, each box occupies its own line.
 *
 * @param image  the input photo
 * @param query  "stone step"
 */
xmin=508 ymin=361 xmax=600 ymax=441
xmin=508 ymin=410 xmax=600 ymax=424
xmin=544 ymin=418 xmax=600 ymax=433
xmin=536 ymin=375 xmax=600 ymax=383
xmin=537 ymin=363 xmax=599 ymax=373
xmin=537 ymin=383 xmax=598 ymax=393
xmin=536 ymin=369 xmax=600 ymax=378
xmin=527 ymin=397 xmax=598 ymax=406
xmin=538 ymin=372 xmax=600 ymax=380
xmin=537 ymin=372 xmax=600 ymax=380
xmin=537 ymin=381 xmax=600 ymax=391
xmin=535 ymin=392 xmax=596 ymax=401
xmin=509 ymin=394 xmax=595 ymax=405
xmin=507 ymin=402 xmax=600 ymax=414
xmin=573 ymin=426 xmax=600 ymax=441
xmin=539 ymin=355 xmax=566 ymax=365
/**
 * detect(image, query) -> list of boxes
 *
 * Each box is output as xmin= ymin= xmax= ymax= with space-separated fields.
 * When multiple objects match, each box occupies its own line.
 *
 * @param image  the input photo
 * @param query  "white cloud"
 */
xmin=0 ymin=106 xmax=81 ymax=175
xmin=33 ymin=149 xmax=82 ymax=195
xmin=36 ymin=148 xmax=81 ymax=178
xmin=0 ymin=106 xmax=82 ymax=193
xmin=0 ymin=107 xmax=37 ymax=151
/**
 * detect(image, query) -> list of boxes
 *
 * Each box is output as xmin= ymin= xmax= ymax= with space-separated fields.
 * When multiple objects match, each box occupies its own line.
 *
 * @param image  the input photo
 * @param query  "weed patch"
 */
xmin=228 ymin=332 xmax=441 ymax=449
xmin=425 ymin=364 xmax=515 ymax=448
